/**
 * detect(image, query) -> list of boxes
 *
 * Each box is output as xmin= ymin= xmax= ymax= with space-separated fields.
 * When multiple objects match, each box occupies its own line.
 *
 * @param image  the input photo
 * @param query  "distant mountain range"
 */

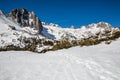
xmin=0 ymin=8 xmax=120 ymax=53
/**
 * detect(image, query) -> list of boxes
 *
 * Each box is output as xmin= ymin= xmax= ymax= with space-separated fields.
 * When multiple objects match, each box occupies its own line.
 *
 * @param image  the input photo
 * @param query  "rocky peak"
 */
xmin=97 ymin=22 xmax=112 ymax=28
xmin=88 ymin=22 xmax=112 ymax=28
xmin=97 ymin=22 xmax=112 ymax=32
xmin=88 ymin=22 xmax=112 ymax=31
xmin=9 ymin=8 xmax=43 ymax=33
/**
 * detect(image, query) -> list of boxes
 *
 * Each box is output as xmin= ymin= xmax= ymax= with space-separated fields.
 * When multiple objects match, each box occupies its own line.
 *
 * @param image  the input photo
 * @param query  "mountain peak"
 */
xmin=97 ymin=22 xmax=112 ymax=28
xmin=87 ymin=22 xmax=112 ymax=29
xmin=0 ymin=8 xmax=120 ymax=53
xmin=9 ymin=8 xmax=43 ymax=33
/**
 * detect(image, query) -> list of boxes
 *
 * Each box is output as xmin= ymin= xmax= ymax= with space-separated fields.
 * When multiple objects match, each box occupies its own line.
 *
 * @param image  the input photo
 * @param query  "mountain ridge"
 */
xmin=0 ymin=8 xmax=120 ymax=53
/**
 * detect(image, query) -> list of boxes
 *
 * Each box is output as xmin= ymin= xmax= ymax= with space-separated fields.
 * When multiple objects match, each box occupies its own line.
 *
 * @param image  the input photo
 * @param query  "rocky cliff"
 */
xmin=9 ymin=8 xmax=43 ymax=33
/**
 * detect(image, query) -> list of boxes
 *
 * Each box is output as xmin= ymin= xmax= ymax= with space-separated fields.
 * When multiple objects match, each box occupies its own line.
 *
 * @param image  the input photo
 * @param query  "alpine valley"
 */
xmin=0 ymin=8 xmax=120 ymax=80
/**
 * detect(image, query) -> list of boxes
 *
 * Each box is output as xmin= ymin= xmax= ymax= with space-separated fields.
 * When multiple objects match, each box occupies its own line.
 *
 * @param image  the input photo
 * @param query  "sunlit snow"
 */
xmin=0 ymin=39 xmax=120 ymax=80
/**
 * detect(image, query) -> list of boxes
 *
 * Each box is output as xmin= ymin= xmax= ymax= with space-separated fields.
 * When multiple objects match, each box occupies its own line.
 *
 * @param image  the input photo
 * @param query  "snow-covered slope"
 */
xmin=0 ymin=13 xmax=21 ymax=32
xmin=42 ymin=22 xmax=118 ymax=40
xmin=0 ymin=11 xmax=54 ymax=52
xmin=0 ymin=38 xmax=120 ymax=80
xmin=0 ymin=13 xmax=45 ymax=49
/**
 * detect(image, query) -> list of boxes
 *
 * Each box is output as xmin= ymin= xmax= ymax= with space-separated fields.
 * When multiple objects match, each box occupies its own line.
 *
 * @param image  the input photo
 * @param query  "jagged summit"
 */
xmin=87 ymin=22 xmax=112 ymax=30
xmin=9 ymin=8 xmax=43 ymax=33
xmin=9 ymin=8 xmax=29 ymax=26
xmin=87 ymin=22 xmax=112 ymax=28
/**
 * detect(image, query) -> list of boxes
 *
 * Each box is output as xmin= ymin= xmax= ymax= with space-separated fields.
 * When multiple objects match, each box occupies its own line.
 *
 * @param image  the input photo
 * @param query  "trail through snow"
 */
xmin=0 ymin=39 xmax=120 ymax=80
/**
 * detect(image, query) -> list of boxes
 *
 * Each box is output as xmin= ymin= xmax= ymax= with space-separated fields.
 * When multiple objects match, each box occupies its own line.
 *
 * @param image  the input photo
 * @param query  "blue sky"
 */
xmin=0 ymin=0 xmax=120 ymax=28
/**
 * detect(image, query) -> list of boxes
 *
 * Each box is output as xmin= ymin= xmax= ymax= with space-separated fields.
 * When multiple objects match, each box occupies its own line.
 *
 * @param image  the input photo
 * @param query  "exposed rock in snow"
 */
xmin=42 ymin=22 xmax=119 ymax=41
xmin=0 ymin=8 xmax=120 ymax=80
xmin=0 ymin=9 xmax=120 ymax=53
xmin=9 ymin=8 xmax=43 ymax=33
xmin=0 ymin=13 xmax=52 ymax=52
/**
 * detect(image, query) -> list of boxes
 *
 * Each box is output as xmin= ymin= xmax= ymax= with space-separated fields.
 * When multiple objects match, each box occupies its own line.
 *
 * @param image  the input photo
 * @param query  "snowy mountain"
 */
xmin=0 ymin=9 xmax=120 ymax=53
xmin=9 ymin=8 xmax=43 ymax=33
xmin=0 ymin=9 xmax=120 ymax=80
xmin=0 ymin=10 xmax=53 ymax=52
xmin=42 ymin=22 xmax=119 ymax=40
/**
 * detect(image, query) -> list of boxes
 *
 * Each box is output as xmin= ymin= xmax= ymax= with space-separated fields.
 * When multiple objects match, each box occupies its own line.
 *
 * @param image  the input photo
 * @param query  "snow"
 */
xmin=0 ymin=15 xmax=20 ymax=47
xmin=1 ymin=13 xmax=120 ymax=80
xmin=0 ymin=14 xmax=44 ymax=48
xmin=42 ymin=22 xmax=113 ymax=40
xmin=0 ymin=14 xmax=21 ymax=30
xmin=0 ymin=39 xmax=120 ymax=80
xmin=0 ymin=14 xmax=118 ymax=51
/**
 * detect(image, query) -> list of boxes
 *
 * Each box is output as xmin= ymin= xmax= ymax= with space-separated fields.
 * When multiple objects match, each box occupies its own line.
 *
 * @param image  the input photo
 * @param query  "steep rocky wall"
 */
xmin=9 ymin=8 xmax=43 ymax=33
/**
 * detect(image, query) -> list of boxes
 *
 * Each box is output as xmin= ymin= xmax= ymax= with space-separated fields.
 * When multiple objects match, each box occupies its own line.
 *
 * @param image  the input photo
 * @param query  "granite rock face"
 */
xmin=9 ymin=8 xmax=43 ymax=33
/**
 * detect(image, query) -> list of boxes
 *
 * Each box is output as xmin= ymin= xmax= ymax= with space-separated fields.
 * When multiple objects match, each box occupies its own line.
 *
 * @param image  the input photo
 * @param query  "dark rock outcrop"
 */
xmin=9 ymin=8 xmax=43 ymax=33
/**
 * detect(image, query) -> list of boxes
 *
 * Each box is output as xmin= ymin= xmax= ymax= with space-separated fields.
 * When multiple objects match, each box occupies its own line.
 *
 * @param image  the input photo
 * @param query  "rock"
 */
xmin=9 ymin=8 xmax=43 ymax=33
